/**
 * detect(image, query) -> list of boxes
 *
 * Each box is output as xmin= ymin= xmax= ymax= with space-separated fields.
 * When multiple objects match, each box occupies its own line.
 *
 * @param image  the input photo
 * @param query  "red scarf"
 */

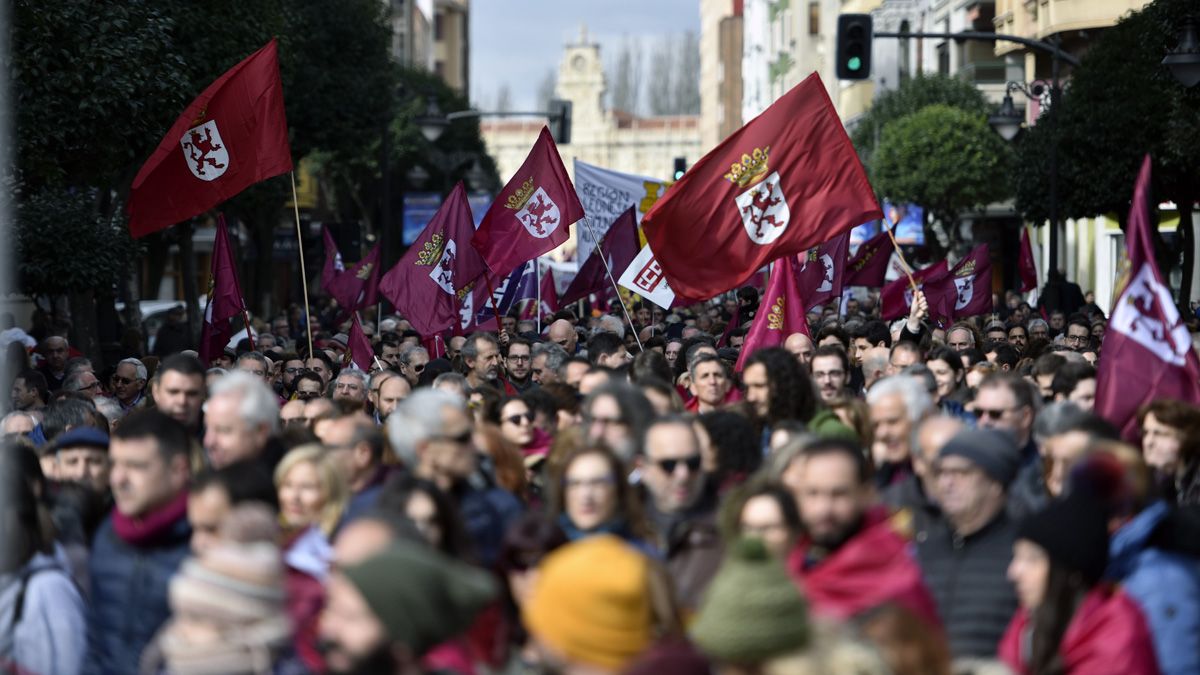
xmin=112 ymin=490 xmax=189 ymax=546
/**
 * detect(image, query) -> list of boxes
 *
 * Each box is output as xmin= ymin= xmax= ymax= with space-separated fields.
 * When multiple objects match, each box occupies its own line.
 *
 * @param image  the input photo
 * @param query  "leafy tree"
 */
xmin=872 ymin=104 xmax=1014 ymax=256
xmin=850 ymin=74 xmax=991 ymax=165
xmin=1013 ymin=0 xmax=1200 ymax=307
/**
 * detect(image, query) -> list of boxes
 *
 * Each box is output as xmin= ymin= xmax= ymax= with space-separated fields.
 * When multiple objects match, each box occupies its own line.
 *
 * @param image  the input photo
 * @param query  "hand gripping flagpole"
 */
xmin=289 ymin=172 xmax=315 ymax=359
xmin=579 ymin=216 xmax=643 ymax=352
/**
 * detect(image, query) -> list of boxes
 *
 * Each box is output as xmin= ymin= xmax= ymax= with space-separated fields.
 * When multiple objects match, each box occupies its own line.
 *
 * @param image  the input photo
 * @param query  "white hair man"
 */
xmin=866 ymin=374 xmax=934 ymax=489
xmin=203 ymin=371 xmax=280 ymax=469
xmin=387 ymin=390 xmax=521 ymax=566
xmin=112 ymin=358 xmax=149 ymax=412
xmin=334 ymin=369 xmax=369 ymax=405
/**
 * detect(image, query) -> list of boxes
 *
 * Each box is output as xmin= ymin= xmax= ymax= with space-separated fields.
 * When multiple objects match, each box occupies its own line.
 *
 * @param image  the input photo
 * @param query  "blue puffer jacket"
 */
xmin=84 ymin=514 xmax=191 ymax=675
xmin=1107 ymin=501 xmax=1200 ymax=675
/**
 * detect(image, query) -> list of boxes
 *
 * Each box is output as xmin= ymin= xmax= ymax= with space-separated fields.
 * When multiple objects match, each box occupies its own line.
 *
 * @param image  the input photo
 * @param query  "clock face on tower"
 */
xmin=571 ymin=54 xmax=587 ymax=72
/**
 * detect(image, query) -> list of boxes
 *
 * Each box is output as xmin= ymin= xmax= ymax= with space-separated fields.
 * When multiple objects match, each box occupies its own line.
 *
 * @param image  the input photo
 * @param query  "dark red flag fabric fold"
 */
xmin=1095 ymin=156 xmax=1200 ymax=440
xmin=641 ymin=73 xmax=882 ymax=300
xmin=735 ymin=257 xmax=811 ymax=371
xmin=199 ymin=219 xmax=248 ymax=364
xmin=796 ymin=231 xmax=850 ymax=311
xmin=845 ymin=230 xmax=893 ymax=288
xmin=380 ymin=183 xmax=488 ymax=337
xmin=324 ymin=243 xmax=380 ymax=314
xmin=345 ymin=315 xmax=374 ymax=372
xmin=880 ymin=262 xmax=952 ymax=323
xmin=948 ymin=244 xmax=994 ymax=319
xmin=472 ymin=127 xmax=584 ymax=275
xmin=128 ymin=40 xmax=292 ymax=238
xmin=560 ymin=208 xmax=641 ymax=306
xmin=1018 ymin=227 xmax=1038 ymax=293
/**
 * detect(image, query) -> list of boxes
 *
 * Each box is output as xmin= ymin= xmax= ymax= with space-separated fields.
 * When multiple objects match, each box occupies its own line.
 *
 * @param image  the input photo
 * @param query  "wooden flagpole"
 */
xmin=579 ymin=216 xmax=643 ymax=351
xmin=289 ymin=172 xmax=315 ymax=358
xmin=882 ymin=214 xmax=920 ymax=295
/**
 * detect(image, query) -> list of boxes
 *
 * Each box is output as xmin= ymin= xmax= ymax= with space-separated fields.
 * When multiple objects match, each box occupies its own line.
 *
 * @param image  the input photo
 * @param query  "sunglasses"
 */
xmin=111 ymin=375 xmax=135 ymax=386
xmin=654 ymin=455 xmax=702 ymax=474
xmin=974 ymin=407 xmax=1010 ymax=420
xmin=503 ymin=412 xmax=534 ymax=426
xmin=407 ymin=363 xmax=426 ymax=373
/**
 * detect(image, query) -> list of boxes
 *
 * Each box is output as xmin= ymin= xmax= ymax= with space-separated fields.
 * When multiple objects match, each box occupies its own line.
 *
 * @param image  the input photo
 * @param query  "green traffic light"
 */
xmin=848 ymin=56 xmax=862 ymax=71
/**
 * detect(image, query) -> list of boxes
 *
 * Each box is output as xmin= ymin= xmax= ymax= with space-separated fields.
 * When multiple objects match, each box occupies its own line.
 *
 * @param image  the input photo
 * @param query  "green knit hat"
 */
xmin=690 ymin=538 xmax=810 ymax=664
xmin=342 ymin=542 xmax=497 ymax=655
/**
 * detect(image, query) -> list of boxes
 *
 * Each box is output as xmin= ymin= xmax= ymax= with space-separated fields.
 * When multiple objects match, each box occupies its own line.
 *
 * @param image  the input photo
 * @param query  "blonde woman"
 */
xmin=274 ymin=444 xmax=348 ymax=671
xmin=274 ymin=444 xmax=348 ymax=573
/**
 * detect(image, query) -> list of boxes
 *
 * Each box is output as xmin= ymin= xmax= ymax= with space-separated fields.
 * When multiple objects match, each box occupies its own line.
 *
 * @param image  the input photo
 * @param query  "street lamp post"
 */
xmin=989 ymin=41 xmax=1064 ymax=278
xmin=1164 ymin=19 xmax=1200 ymax=88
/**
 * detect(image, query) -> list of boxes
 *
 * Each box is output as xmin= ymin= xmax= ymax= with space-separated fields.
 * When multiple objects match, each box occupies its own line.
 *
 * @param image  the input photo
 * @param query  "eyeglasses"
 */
xmin=974 ymin=407 xmax=1011 ymax=420
xmin=406 ymin=363 xmax=426 ymax=373
xmin=654 ymin=455 xmax=702 ymax=474
xmin=506 ymin=354 xmax=531 ymax=362
xmin=80 ymin=381 xmax=101 ymax=391
xmin=1065 ymin=334 xmax=1089 ymax=344
xmin=111 ymin=375 xmax=135 ymax=386
xmin=503 ymin=412 xmax=534 ymax=425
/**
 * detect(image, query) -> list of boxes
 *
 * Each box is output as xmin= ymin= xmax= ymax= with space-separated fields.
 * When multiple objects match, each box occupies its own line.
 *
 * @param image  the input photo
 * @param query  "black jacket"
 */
xmin=915 ymin=511 xmax=1019 ymax=659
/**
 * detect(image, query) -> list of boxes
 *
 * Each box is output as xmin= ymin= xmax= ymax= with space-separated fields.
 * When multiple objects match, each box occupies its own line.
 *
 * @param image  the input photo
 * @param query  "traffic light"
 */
xmin=836 ymin=14 xmax=873 ymax=80
xmin=673 ymin=157 xmax=687 ymax=181
xmin=548 ymin=98 xmax=572 ymax=144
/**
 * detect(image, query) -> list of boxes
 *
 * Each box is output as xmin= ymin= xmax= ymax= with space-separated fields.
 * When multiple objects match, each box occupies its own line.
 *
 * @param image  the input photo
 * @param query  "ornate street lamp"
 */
xmin=415 ymin=100 xmax=449 ymax=142
xmin=988 ymin=93 xmax=1023 ymax=141
xmin=1164 ymin=20 xmax=1200 ymax=88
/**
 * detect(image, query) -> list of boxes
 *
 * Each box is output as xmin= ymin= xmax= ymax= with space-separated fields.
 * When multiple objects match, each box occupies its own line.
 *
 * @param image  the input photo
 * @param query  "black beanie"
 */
xmin=1017 ymin=492 xmax=1109 ymax=585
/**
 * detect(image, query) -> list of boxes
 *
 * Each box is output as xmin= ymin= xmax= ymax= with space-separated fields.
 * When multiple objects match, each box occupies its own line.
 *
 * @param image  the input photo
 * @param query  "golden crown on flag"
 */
xmin=768 ymin=297 xmax=785 ymax=331
xmin=956 ymin=260 xmax=976 ymax=277
xmin=504 ymin=177 xmax=536 ymax=210
xmin=724 ymin=146 xmax=771 ymax=188
xmin=415 ymin=234 xmax=446 ymax=267
xmin=456 ymin=281 xmax=475 ymax=301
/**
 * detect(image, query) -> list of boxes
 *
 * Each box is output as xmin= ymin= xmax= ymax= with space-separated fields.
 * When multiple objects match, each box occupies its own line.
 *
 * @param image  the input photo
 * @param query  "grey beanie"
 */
xmin=938 ymin=428 xmax=1022 ymax=488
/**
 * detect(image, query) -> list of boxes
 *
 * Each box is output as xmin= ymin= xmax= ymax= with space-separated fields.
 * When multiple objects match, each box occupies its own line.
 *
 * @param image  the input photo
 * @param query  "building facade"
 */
xmin=385 ymin=0 xmax=469 ymax=93
xmin=699 ymin=0 xmax=746 ymax=149
xmin=479 ymin=28 xmax=701 ymax=183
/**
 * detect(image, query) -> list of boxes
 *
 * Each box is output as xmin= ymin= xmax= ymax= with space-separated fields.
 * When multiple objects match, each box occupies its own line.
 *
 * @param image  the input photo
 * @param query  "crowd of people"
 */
xmin=2 ymin=282 xmax=1199 ymax=675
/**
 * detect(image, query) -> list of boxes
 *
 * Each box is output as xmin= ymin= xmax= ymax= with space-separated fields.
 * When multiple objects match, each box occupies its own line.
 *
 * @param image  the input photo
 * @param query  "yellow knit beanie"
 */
xmin=523 ymin=535 xmax=653 ymax=670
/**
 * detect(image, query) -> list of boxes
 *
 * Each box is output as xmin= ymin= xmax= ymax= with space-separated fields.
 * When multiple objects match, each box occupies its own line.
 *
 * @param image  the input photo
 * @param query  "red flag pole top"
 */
xmin=642 ymin=73 xmax=882 ymax=301
xmin=128 ymin=39 xmax=293 ymax=238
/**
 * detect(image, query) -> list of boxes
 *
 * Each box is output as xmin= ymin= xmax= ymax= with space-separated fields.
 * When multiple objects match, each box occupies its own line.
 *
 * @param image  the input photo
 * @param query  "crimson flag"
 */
xmin=797 ymin=232 xmax=850 ymax=310
xmin=642 ymin=74 xmax=882 ymax=300
xmin=735 ymin=257 xmax=811 ymax=371
xmin=380 ymin=183 xmax=488 ymax=336
xmin=322 ymin=226 xmax=345 ymax=291
xmin=200 ymin=218 xmax=249 ymax=364
xmin=560 ymin=208 xmax=641 ymax=305
xmin=473 ymin=127 xmax=584 ymax=275
xmin=880 ymin=262 xmax=952 ymax=322
xmin=947 ymin=244 xmax=994 ymax=319
xmin=845 ymin=230 xmax=893 ymax=288
xmin=345 ymin=315 xmax=374 ymax=372
xmin=1018 ymin=227 xmax=1038 ymax=293
xmin=324 ymin=242 xmax=380 ymax=313
xmin=128 ymin=40 xmax=292 ymax=238
xmin=1096 ymin=156 xmax=1200 ymax=440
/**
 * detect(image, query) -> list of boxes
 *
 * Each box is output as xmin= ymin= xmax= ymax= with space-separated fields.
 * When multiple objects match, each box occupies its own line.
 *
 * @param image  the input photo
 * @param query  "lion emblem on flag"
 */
xmin=954 ymin=276 xmax=973 ymax=310
xmin=429 ymin=239 xmax=458 ymax=295
xmin=517 ymin=187 xmax=561 ymax=239
xmin=180 ymin=120 xmax=229 ymax=182
xmin=735 ymin=171 xmax=790 ymax=245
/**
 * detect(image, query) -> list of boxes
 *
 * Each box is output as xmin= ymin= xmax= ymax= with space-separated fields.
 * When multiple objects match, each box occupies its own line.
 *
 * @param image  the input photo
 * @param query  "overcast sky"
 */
xmin=469 ymin=0 xmax=700 ymax=111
